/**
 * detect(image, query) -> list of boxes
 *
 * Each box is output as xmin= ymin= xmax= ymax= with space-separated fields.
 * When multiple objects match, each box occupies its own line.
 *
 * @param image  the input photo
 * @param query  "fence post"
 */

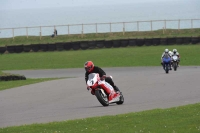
xmin=26 ymin=27 xmax=28 ymax=38
xmin=164 ymin=20 xmax=166 ymax=29
xmin=163 ymin=27 xmax=165 ymax=34
xmin=151 ymin=20 xmax=152 ymax=31
xmin=137 ymin=21 xmax=139 ymax=32
xmin=81 ymin=24 xmax=84 ymax=38
xmin=123 ymin=22 xmax=125 ymax=35
xmin=40 ymin=26 xmax=42 ymax=40
xmin=12 ymin=28 xmax=14 ymax=40
xmin=110 ymin=23 xmax=112 ymax=34
xmin=191 ymin=19 xmax=193 ymax=30
xmin=68 ymin=25 xmax=70 ymax=35
xmin=54 ymin=25 xmax=56 ymax=36
xmin=178 ymin=19 xmax=180 ymax=31
xmin=96 ymin=23 xmax=98 ymax=35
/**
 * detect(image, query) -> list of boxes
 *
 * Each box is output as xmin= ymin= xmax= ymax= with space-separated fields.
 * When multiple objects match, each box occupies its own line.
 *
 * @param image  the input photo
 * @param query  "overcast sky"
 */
xmin=1 ymin=0 xmax=179 ymax=10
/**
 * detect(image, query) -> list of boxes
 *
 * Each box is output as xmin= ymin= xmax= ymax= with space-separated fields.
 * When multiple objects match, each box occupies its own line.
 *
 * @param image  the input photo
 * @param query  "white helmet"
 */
xmin=173 ymin=49 xmax=177 ymax=53
xmin=165 ymin=49 xmax=169 ymax=53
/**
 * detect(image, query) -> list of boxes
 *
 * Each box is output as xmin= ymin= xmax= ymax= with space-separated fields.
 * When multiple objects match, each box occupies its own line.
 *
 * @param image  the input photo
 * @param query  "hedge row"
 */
xmin=0 ymin=37 xmax=199 ymax=54
xmin=0 ymin=75 xmax=26 ymax=81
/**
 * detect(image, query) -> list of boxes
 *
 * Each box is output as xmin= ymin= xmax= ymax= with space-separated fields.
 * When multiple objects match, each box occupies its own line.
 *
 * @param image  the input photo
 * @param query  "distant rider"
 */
xmin=171 ymin=49 xmax=180 ymax=67
xmin=161 ymin=49 xmax=172 ymax=70
xmin=169 ymin=50 xmax=173 ymax=57
xmin=84 ymin=61 xmax=120 ymax=100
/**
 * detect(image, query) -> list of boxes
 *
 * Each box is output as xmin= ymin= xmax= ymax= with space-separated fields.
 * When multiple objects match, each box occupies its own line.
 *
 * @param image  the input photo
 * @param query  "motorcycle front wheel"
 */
xmin=173 ymin=62 xmax=177 ymax=71
xmin=165 ymin=64 xmax=169 ymax=73
xmin=95 ymin=89 xmax=109 ymax=106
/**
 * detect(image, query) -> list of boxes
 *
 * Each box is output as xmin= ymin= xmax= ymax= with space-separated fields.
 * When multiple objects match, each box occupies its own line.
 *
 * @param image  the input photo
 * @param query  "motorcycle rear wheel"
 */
xmin=116 ymin=94 xmax=124 ymax=105
xmin=95 ymin=89 xmax=109 ymax=106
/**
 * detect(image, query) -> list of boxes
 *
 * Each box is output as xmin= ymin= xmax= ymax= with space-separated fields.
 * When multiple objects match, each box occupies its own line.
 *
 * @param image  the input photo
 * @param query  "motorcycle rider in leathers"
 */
xmin=161 ymin=49 xmax=172 ymax=70
xmin=171 ymin=49 xmax=180 ymax=67
xmin=84 ymin=61 xmax=120 ymax=101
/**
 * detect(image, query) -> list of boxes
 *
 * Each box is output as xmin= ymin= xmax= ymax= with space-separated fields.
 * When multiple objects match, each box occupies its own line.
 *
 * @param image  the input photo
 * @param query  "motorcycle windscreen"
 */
xmin=87 ymin=73 xmax=99 ymax=86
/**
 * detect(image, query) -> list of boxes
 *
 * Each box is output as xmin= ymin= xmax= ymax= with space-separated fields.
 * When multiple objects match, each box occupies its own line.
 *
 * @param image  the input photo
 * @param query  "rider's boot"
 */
xmin=113 ymin=85 xmax=121 ymax=94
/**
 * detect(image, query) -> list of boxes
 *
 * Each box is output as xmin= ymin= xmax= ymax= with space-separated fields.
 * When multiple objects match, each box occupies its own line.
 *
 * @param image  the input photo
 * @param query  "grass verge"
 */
xmin=0 ymin=103 xmax=199 ymax=133
xmin=0 ymin=78 xmax=63 ymax=91
xmin=0 ymin=44 xmax=200 ymax=70
xmin=0 ymin=28 xmax=200 ymax=46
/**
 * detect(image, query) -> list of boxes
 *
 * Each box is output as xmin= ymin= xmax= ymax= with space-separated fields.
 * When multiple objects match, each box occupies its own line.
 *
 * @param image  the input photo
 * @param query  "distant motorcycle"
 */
xmin=162 ymin=56 xmax=171 ymax=74
xmin=87 ymin=73 xmax=124 ymax=106
xmin=172 ymin=55 xmax=178 ymax=71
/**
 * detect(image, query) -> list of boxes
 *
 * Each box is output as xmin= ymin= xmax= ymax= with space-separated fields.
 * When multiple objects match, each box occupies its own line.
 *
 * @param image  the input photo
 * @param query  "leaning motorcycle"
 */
xmin=87 ymin=73 xmax=124 ymax=106
xmin=172 ymin=55 xmax=178 ymax=71
xmin=162 ymin=56 xmax=171 ymax=74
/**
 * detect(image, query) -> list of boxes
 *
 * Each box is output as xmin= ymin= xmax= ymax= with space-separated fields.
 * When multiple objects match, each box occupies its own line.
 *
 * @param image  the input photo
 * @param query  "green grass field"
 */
xmin=0 ymin=44 xmax=200 ymax=70
xmin=0 ymin=103 xmax=199 ymax=133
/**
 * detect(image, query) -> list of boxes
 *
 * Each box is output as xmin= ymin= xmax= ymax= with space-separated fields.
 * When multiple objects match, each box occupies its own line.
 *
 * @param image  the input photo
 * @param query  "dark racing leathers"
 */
xmin=85 ymin=66 xmax=120 ymax=93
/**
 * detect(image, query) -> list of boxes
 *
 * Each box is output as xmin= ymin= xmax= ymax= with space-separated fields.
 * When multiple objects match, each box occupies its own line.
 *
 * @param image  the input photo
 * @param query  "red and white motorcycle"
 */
xmin=87 ymin=73 xmax=124 ymax=106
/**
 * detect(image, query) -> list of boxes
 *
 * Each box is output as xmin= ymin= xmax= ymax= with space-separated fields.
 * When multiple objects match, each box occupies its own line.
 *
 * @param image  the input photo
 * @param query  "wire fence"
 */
xmin=0 ymin=19 xmax=200 ymax=39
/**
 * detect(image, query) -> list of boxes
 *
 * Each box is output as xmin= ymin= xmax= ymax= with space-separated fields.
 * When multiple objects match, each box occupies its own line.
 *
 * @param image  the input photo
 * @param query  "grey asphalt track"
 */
xmin=1 ymin=66 xmax=200 ymax=128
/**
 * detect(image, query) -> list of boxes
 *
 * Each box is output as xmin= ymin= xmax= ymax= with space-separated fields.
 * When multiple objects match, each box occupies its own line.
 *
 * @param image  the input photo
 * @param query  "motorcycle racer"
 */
xmin=84 ymin=61 xmax=120 ymax=101
xmin=161 ymin=49 xmax=172 ymax=70
xmin=171 ymin=49 xmax=180 ymax=67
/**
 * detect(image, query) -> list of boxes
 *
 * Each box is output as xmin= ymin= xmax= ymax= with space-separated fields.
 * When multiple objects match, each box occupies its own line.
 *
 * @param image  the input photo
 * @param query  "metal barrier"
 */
xmin=0 ymin=19 xmax=200 ymax=39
